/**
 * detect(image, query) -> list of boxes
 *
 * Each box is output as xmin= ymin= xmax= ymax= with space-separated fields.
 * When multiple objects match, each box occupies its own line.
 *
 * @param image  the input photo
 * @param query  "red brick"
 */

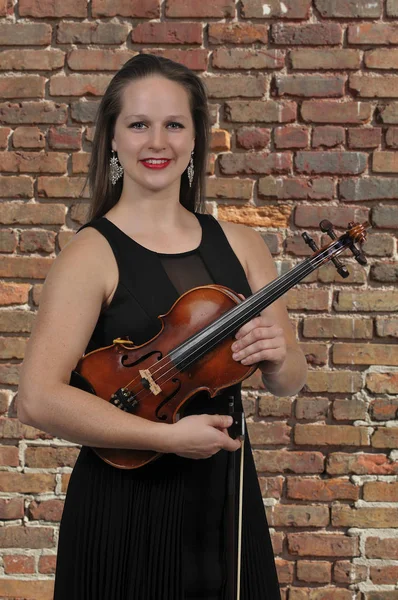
xmin=333 ymin=560 xmax=367 ymax=584
xmin=350 ymin=74 xmax=398 ymax=98
xmin=315 ymin=0 xmax=381 ymax=17
xmin=305 ymin=371 xmax=363 ymax=394
xmin=0 ymin=101 xmax=68 ymax=124
xmin=0 ymin=202 xmax=65 ymax=225
xmin=236 ymin=127 xmax=271 ymax=150
xmin=67 ymin=49 xmax=134 ymax=71
xmin=296 ymin=151 xmax=366 ymax=175
xmin=386 ymin=127 xmax=398 ymax=148
xmin=0 ymin=49 xmax=65 ymax=71
xmin=72 ymin=152 xmax=90 ymax=174
xmin=204 ymin=76 xmax=267 ymax=99
xmin=364 ymin=481 xmax=398 ymax=502
xmin=50 ymin=74 xmax=112 ymax=96
xmin=165 ymin=0 xmax=234 ymax=17
xmin=291 ymin=49 xmax=360 ymax=70
xmin=274 ymin=126 xmax=309 ymax=149
xmin=208 ymin=23 xmax=267 ymax=45
xmin=28 ymin=499 xmax=64 ymax=522
xmin=38 ymin=554 xmax=57 ymax=574
xmin=19 ymin=230 xmax=56 ymax=253
xmin=0 ymin=75 xmax=45 ymax=99
xmin=365 ymin=49 xmax=398 ymax=70
xmin=371 ymin=398 xmax=398 ymax=420
xmin=295 ymin=205 xmax=368 ymax=228
xmin=57 ymin=21 xmax=129 ymax=44
xmin=247 ymin=422 xmax=291 ymax=445
xmin=366 ymin=537 xmax=398 ymax=559
xmin=259 ymin=176 xmax=334 ymax=200
xmin=0 ymin=23 xmax=52 ymax=46
xmin=0 ymin=526 xmax=54 ymax=548
xmin=370 ymin=565 xmax=398 ymax=585
xmin=38 ymin=176 xmax=87 ymax=198
xmin=269 ymin=504 xmax=329 ymax=527
xmin=290 ymin=586 xmax=354 ymax=598
xmin=288 ymin=533 xmax=359 ymax=557
xmin=333 ymin=343 xmax=398 ymax=366
xmin=225 ymin=100 xmax=296 ymax=123
xmin=0 ymin=256 xmax=54 ymax=279
xmin=3 ymin=554 xmax=35 ymax=574
xmin=373 ymin=151 xmax=398 ymax=173
xmin=19 ymin=0 xmax=87 ymax=16
xmin=372 ymin=205 xmax=398 ymax=228
xmin=258 ymin=476 xmax=283 ymax=499
xmin=272 ymin=23 xmax=342 ymax=45
xmin=312 ymin=127 xmax=344 ymax=148
xmin=327 ymin=452 xmax=398 ymax=475
xmin=348 ymin=23 xmax=398 ymax=45
xmin=48 ymin=126 xmax=82 ymax=150
xmin=1 ymin=151 xmax=67 ymax=174
xmin=372 ymin=427 xmax=398 ymax=448
xmin=219 ymin=152 xmax=291 ymax=175
xmin=297 ymin=560 xmax=331 ymax=584
xmin=332 ymin=505 xmax=398 ymax=528
xmin=13 ymin=127 xmax=45 ymax=149
xmin=217 ymin=205 xmax=291 ymax=228
xmin=295 ymin=397 xmax=329 ymax=421
xmin=93 ymin=0 xmax=159 ymax=17
xmin=286 ymin=289 xmax=329 ymax=311
xmin=0 ymin=498 xmax=24 ymax=519
xmin=241 ymin=0 xmax=311 ymax=19
xmin=0 ymin=126 xmax=10 ymax=148
xmin=0 ymin=472 xmax=55 ymax=493
xmin=287 ymin=477 xmax=359 ymax=501
xmin=275 ymin=558 xmax=294 ymax=584
xmin=212 ymin=48 xmax=284 ymax=70
xmin=253 ymin=450 xmax=324 ymax=474
xmin=0 ymin=176 xmax=33 ymax=198
xmin=332 ymin=399 xmax=368 ymax=421
xmin=258 ymin=395 xmax=292 ymax=418
xmin=302 ymin=100 xmax=371 ymax=124
xmin=335 ymin=291 xmax=398 ymax=312
xmin=0 ymin=445 xmax=19 ymax=467
xmin=295 ymin=424 xmax=369 ymax=447
xmin=142 ymin=48 xmax=209 ymax=72
xmin=347 ymin=127 xmax=381 ymax=149
xmin=133 ymin=22 xmax=202 ymax=44
xmin=206 ymin=177 xmax=252 ymax=200
xmin=0 ymin=578 xmax=54 ymax=599
xmin=0 ymin=337 xmax=27 ymax=360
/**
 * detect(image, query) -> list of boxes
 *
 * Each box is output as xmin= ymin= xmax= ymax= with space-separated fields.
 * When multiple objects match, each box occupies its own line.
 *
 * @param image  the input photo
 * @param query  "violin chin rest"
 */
xmin=69 ymin=370 xmax=96 ymax=395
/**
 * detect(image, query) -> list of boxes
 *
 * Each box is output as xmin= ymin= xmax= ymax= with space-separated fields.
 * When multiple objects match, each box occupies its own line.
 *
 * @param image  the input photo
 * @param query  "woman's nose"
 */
xmin=148 ymin=126 xmax=167 ymax=150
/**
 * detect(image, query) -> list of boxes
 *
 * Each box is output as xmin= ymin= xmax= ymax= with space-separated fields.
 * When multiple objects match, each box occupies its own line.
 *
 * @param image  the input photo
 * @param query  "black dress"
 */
xmin=53 ymin=213 xmax=281 ymax=600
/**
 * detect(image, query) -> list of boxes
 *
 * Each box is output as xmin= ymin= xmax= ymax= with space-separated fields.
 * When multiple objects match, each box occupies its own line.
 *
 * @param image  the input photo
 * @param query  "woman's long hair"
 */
xmin=86 ymin=53 xmax=210 ymax=221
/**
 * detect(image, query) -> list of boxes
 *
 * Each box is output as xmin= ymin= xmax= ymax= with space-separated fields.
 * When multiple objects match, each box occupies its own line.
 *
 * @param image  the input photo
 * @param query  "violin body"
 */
xmin=73 ymin=284 xmax=255 ymax=469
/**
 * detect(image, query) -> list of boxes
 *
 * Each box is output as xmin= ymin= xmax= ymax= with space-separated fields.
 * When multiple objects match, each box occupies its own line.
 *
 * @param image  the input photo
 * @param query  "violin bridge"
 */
xmin=139 ymin=369 xmax=161 ymax=395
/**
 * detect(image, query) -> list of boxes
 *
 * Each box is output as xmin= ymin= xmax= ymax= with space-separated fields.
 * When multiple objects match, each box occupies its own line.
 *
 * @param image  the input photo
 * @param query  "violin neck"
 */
xmin=170 ymin=235 xmax=347 ymax=367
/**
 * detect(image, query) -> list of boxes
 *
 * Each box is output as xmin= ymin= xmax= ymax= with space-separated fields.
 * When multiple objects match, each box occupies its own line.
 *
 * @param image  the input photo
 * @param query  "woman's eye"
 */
xmin=128 ymin=122 xmax=184 ymax=129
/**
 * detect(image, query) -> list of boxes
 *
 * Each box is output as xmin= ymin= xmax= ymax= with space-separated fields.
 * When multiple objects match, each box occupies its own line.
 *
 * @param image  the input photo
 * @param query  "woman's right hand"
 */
xmin=166 ymin=414 xmax=241 ymax=460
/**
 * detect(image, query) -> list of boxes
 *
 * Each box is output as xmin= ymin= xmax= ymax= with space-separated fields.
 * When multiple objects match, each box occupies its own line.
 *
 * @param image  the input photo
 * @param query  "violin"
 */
xmin=70 ymin=220 xmax=370 ymax=469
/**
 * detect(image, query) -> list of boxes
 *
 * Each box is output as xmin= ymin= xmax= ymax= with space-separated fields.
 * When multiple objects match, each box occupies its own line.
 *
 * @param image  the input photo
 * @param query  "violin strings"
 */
xmin=118 ymin=243 xmax=340 ymax=407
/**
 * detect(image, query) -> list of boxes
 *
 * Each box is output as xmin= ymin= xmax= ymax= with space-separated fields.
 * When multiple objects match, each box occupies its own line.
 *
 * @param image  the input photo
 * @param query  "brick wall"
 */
xmin=0 ymin=0 xmax=398 ymax=598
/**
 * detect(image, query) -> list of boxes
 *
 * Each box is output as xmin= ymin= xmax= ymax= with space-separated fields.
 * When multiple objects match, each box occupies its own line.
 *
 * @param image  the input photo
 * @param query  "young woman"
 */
xmin=17 ymin=54 xmax=307 ymax=600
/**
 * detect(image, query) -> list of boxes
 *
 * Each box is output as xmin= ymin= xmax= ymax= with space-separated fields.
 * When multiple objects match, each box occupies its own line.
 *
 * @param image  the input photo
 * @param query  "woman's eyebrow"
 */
xmin=124 ymin=113 xmax=188 ymax=121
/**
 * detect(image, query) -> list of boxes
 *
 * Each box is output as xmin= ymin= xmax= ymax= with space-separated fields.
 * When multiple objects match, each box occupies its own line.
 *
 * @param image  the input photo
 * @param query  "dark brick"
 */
xmin=315 ymin=0 xmax=381 ymax=17
xmin=312 ymin=127 xmax=345 ymax=148
xmin=274 ymin=75 xmax=345 ymax=98
xmin=340 ymin=177 xmax=398 ymax=201
xmin=271 ymin=23 xmax=342 ymax=45
xmin=296 ymin=152 xmax=367 ymax=175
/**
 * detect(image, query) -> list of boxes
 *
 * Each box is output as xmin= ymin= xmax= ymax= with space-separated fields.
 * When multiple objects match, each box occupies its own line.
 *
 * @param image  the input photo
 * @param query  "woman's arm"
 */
xmin=219 ymin=221 xmax=308 ymax=397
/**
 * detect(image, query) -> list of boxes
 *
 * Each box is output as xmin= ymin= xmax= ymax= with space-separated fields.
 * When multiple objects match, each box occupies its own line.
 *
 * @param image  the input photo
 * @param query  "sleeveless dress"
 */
xmin=53 ymin=213 xmax=281 ymax=600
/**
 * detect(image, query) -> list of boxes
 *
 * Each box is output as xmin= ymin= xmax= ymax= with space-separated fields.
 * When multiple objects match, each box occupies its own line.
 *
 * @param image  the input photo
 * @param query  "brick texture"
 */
xmin=1 ymin=2 xmax=397 ymax=598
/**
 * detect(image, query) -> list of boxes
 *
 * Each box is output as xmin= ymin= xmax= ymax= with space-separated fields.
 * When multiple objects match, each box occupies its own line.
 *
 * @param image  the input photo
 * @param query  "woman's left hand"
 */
xmin=231 ymin=314 xmax=287 ymax=374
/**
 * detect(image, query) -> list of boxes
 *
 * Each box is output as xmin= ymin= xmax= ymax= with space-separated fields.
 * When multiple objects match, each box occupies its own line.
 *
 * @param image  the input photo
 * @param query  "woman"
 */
xmin=17 ymin=54 xmax=307 ymax=599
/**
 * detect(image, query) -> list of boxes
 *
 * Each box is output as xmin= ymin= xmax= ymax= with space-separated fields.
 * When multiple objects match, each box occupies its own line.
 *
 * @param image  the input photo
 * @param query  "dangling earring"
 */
xmin=109 ymin=150 xmax=123 ymax=185
xmin=187 ymin=150 xmax=194 ymax=188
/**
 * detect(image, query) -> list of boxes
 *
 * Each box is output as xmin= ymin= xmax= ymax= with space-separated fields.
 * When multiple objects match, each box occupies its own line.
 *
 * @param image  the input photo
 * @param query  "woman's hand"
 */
xmin=231 ymin=314 xmax=287 ymax=375
xmin=167 ymin=414 xmax=241 ymax=460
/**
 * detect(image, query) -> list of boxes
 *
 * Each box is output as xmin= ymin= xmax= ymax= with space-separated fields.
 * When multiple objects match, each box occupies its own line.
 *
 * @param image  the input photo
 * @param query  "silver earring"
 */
xmin=109 ymin=150 xmax=123 ymax=185
xmin=187 ymin=151 xmax=194 ymax=188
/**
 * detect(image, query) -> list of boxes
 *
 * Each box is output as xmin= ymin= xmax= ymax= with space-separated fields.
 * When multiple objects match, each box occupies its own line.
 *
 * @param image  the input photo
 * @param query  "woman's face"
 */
xmin=112 ymin=75 xmax=196 ymax=194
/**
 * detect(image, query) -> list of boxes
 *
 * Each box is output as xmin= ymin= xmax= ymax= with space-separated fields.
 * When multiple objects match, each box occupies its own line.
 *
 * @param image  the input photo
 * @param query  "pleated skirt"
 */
xmin=54 ymin=440 xmax=281 ymax=600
